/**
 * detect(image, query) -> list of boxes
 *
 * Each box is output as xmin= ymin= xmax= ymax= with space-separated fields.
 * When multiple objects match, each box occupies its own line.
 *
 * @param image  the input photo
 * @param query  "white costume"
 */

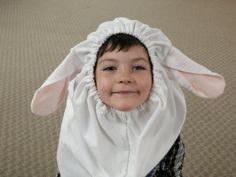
xmin=31 ymin=18 xmax=225 ymax=177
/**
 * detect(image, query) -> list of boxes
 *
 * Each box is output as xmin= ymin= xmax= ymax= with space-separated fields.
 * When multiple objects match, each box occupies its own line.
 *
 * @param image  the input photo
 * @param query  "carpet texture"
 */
xmin=0 ymin=0 xmax=235 ymax=176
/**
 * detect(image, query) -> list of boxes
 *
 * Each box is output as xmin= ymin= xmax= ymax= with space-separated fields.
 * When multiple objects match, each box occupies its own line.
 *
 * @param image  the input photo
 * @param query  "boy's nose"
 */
xmin=118 ymin=72 xmax=134 ymax=84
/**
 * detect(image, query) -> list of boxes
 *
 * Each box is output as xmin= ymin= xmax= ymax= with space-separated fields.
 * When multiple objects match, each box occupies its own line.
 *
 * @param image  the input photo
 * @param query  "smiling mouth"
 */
xmin=112 ymin=91 xmax=138 ymax=96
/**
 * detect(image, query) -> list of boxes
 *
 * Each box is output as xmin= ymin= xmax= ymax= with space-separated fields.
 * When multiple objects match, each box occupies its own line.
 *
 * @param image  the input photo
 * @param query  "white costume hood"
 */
xmin=31 ymin=17 xmax=225 ymax=177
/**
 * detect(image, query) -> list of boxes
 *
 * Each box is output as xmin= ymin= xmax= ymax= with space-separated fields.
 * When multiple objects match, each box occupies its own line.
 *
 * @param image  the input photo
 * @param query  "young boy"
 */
xmin=94 ymin=33 xmax=185 ymax=176
xmin=31 ymin=18 xmax=225 ymax=177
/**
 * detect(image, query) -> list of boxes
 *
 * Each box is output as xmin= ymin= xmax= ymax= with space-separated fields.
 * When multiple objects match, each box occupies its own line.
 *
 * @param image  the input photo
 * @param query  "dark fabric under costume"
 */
xmin=146 ymin=136 xmax=185 ymax=177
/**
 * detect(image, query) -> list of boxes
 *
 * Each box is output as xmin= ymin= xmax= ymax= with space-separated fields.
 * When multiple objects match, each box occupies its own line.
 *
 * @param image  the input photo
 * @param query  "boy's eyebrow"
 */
xmin=97 ymin=58 xmax=117 ymax=64
xmin=132 ymin=58 xmax=150 ymax=63
xmin=97 ymin=57 xmax=150 ymax=64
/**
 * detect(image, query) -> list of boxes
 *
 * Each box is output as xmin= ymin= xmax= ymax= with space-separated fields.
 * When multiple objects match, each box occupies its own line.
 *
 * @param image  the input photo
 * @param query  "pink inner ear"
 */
xmin=31 ymin=50 xmax=82 ymax=116
xmin=31 ymin=79 xmax=67 ymax=116
xmin=179 ymin=71 xmax=225 ymax=98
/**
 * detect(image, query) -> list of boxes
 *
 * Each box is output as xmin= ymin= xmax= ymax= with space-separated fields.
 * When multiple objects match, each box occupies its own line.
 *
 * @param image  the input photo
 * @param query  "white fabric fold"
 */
xmin=31 ymin=17 xmax=225 ymax=177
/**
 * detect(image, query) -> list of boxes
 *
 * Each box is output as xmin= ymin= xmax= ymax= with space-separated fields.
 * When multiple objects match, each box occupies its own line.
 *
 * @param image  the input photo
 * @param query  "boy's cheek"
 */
xmin=139 ymin=75 xmax=152 ymax=86
xmin=96 ymin=79 xmax=112 ymax=94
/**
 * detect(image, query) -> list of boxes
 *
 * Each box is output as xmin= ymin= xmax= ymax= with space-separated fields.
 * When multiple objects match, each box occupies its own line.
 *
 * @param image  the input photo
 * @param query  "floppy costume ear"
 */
xmin=31 ymin=50 xmax=82 ymax=116
xmin=161 ymin=47 xmax=225 ymax=98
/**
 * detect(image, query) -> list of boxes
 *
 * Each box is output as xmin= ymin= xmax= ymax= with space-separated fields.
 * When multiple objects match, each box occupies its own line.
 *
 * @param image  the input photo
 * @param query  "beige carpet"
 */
xmin=0 ymin=0 xmax=235 ymax=176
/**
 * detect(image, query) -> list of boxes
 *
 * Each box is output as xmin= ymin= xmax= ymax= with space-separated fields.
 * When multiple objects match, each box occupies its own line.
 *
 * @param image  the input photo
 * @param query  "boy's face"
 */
xmin=95 ymin=45 xmax=152 ymax=111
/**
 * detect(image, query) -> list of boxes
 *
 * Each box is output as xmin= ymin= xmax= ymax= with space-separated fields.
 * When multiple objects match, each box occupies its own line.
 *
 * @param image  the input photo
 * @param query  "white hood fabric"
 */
xmin=31 ymin=17 xmax=225 ymax=177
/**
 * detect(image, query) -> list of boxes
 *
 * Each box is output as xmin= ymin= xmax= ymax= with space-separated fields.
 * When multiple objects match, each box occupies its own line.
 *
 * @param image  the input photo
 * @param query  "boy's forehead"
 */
xmin=97 ymin=45 xmax=149 ymax=62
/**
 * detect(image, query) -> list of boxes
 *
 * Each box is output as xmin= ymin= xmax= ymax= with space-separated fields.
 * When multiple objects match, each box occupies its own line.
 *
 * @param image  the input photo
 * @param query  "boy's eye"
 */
xmin=132 ymin=66 xmax=146 ymax=71
xmin=102 ymin=66 xmax=117 ymax=71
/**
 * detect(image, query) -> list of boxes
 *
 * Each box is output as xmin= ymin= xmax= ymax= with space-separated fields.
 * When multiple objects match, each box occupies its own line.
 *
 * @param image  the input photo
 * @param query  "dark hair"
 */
xmin=97 ymin=33 xmax=149 ymax=58
xmin=94 ymin=33 xmax=153 ymax=82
